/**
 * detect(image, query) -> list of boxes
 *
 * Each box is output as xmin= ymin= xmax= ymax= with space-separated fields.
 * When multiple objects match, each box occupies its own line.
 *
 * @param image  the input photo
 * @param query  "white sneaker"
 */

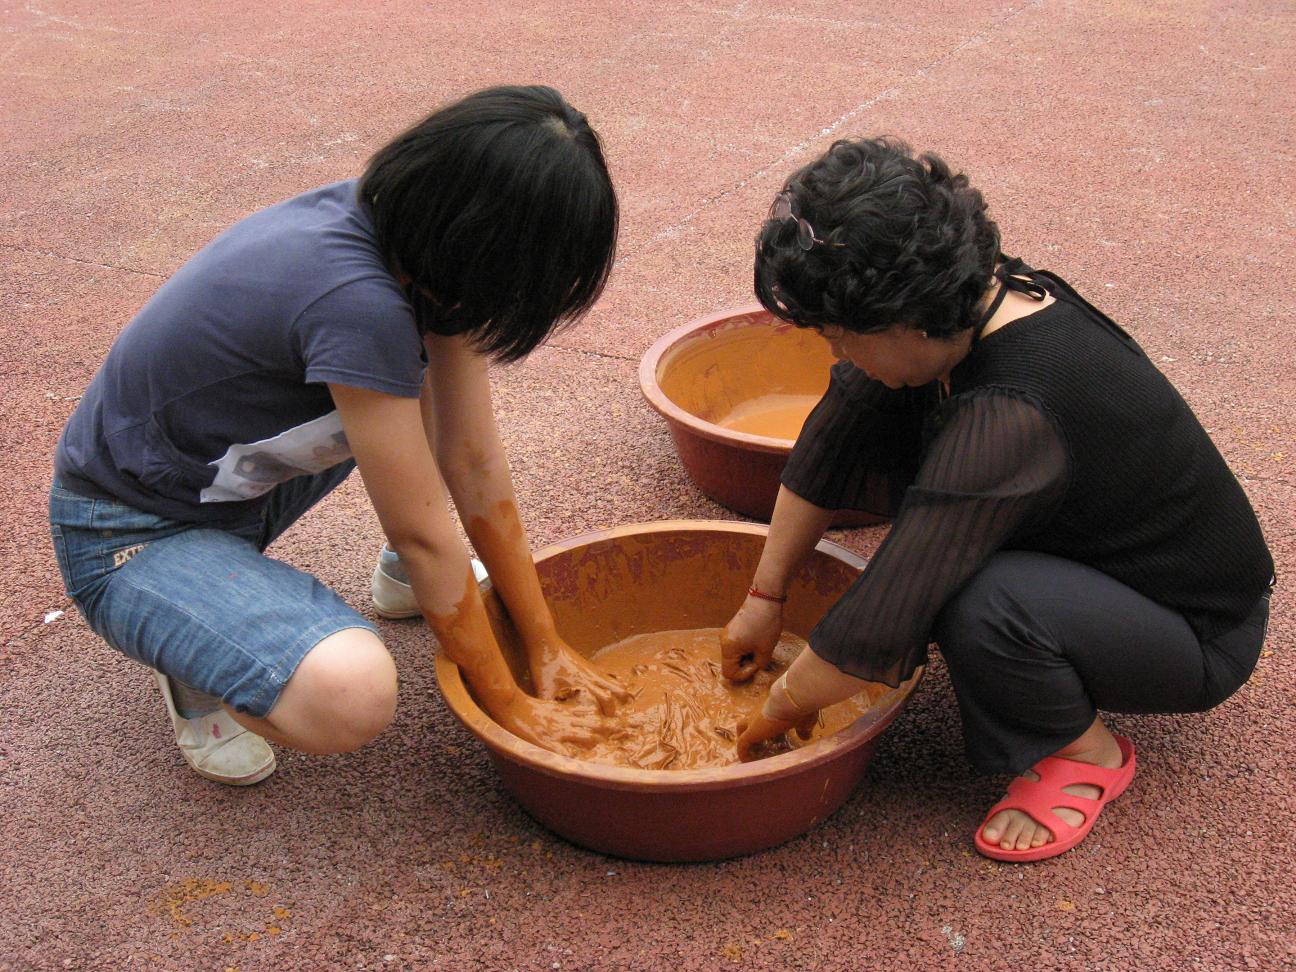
xmin=371 ymin=546 xmax=487 ymax=619
xmin=153 ymin=671 xmax=276 ymax=786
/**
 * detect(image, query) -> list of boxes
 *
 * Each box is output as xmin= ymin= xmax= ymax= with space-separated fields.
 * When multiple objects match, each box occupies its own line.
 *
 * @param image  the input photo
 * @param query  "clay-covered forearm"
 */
xmin=765 ymin=645 xmax=868 ymax=721
xmin=394 ymin=531 xmax=522 ymax=716
xmin=432 ymin=420 xmax=553 ymax=634
xmin=458 ymin=497 xmax=560 ymax=648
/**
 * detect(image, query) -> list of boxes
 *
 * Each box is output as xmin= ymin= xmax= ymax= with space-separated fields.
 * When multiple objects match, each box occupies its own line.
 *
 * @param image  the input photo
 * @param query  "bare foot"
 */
xmin=980 ymin=721 xmax=1126 ymax=852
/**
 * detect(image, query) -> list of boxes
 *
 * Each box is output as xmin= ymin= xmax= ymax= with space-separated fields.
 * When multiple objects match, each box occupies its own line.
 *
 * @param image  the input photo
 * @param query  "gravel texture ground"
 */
xmin=2 ymin=2 xmax=1292 ymax=969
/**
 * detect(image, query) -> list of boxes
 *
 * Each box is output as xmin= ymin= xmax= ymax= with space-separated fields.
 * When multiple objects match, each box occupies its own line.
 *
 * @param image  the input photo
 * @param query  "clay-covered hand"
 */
xmin=494 ymin=690 xmax=623 ymax=757
xmin=735 ymin=706 xmax=817 ymax=762
xmin=527 ymin=633 xmax=633 ymax=716
xmin=721 ymin=595 xmax=784 ymax=682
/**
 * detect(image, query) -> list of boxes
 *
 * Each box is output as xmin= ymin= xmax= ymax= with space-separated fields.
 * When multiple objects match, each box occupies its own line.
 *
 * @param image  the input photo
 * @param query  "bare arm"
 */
xmin=329 ymin=381 xmax=610 ymax=752
xmin=419 ymin=333 xmax=630 ymax=713
xmin=721 ymin=485 xmax=835 ymax=681
xmin=752 ymin=485 xmax=837 ymax=594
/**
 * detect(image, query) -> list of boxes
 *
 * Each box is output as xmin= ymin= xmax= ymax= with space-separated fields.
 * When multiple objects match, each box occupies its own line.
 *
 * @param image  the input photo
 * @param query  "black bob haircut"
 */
xmin=359 ymin=85 xmax=618 ymax=362
xmin=754 ymin=137 xmax=1000 ymax=340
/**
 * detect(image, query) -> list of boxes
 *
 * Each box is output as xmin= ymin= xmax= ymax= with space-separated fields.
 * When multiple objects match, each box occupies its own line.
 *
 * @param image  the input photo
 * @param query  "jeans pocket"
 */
xmin=51 ymin=486 xmax=186 ymax=596
xmin=49 ymin=523 xmax=74 ymax=595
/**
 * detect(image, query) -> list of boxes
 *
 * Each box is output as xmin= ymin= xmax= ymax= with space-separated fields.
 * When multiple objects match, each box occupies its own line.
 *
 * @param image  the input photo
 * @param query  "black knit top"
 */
xmin=782 ymin=263 xmax=1274 ymax=687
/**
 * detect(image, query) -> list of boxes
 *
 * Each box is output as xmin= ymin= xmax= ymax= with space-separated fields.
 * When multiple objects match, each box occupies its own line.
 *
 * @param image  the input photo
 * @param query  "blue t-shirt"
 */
xmin=55 ymin=180 xmax=426 ymax=523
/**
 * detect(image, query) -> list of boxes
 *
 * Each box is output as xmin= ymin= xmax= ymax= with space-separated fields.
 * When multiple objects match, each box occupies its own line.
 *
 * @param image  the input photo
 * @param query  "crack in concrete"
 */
xmin=542 ymin=344 xmax=637 ymax=363
xmin=0 ymin=242 xmax=166 ymax=279
xmin=618 ymin=0 xmax=1047 ymax=267
xmin=23 ymin=1 xmax=147 ymax=36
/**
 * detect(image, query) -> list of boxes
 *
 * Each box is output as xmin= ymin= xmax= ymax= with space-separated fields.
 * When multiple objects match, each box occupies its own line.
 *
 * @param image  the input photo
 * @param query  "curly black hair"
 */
xmin=754 ymin=137 xmax=1000 ymax=339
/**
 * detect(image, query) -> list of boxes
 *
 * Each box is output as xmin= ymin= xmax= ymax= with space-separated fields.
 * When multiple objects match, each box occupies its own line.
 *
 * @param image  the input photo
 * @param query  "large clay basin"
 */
xmin=434 ymin=521 xmax=921 ymax=862
xmin=639 ymin=304 xmax=884 ymax=526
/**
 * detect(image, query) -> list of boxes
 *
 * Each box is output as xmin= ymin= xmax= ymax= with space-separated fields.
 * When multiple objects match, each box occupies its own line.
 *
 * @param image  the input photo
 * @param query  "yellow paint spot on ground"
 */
xmin=154 ymin=879 xmax=234 ymax=927
xmin=771 ymin=929 xmax=793 ymax=941
xmin=720 ymin=943 xmax=744 ymax=962
xmin=245 ymin=881 xmax=269 ymax=898
xmin=1057 ymin=899 xmax=1075 ymax=911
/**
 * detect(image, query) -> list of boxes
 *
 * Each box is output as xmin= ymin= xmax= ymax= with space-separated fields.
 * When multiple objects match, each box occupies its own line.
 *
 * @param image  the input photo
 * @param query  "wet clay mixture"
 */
xmin=579 ymin=628 xmax=881 ymax=770
xmin=716 ymin=393 xmax=820 ymax=441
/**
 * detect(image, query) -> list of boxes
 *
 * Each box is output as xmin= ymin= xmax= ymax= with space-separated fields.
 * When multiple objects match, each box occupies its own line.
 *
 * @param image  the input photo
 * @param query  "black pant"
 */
xmin=932 ymin=552 xmax=1271 ymax=775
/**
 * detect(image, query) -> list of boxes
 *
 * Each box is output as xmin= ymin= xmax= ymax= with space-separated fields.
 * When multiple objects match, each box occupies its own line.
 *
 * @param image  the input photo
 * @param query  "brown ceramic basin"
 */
xmin=640 ymin=304 xmax=884 ymax=526
xmin=434 ymin=521 xmax=921 ymax=862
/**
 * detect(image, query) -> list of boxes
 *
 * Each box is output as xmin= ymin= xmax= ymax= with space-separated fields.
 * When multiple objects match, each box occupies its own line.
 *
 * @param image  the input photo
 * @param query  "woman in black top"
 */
xmin=723 ymin=138 xmax=1274 ymax=862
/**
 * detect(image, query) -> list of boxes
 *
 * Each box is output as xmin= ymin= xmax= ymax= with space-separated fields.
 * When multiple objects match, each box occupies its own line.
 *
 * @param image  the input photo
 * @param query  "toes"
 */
xmin=981 ymin=810 xmax=1011 ymax=843
xmin=1000 ymin=813 xmax=1029 ymax=850
xmin=992 ymin=810 xmax=1055 ymax=851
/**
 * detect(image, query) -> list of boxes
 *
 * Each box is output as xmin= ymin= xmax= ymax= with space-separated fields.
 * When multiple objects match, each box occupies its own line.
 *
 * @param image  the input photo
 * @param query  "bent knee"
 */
xmin=284 ymin=629 xmax=398 ymax=752
xmin=934 ymin=553 xmax=1041 ymax=659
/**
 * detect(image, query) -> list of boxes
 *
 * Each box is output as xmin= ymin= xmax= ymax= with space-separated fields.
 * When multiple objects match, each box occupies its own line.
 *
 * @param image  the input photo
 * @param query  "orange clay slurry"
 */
xmin=426 ymin=567 xmax=614 ymax=756
xmin=465 ymin=501 xmax=632 ymax=716
xmin=581 ymin=628 xmax=881 ymax=770
xmin=715 ymin=393 xmax=820 ymax=441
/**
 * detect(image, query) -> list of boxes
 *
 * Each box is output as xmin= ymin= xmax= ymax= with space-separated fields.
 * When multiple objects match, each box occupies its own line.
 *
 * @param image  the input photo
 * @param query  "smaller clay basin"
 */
xmin=640 ymin=304 xmax=883 ymax=526
xmin=434 ymin=521 xmax=921 ymax=862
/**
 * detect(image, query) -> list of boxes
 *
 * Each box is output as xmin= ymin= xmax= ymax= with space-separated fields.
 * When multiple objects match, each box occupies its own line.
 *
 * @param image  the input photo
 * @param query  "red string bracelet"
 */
xmin=747 ymin=585 xmax=787 ymax=604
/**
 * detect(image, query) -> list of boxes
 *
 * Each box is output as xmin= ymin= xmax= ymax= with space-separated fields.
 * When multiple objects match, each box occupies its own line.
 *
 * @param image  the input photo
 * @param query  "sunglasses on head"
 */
xmin=768 ymin=191 xmax=847 ymax=252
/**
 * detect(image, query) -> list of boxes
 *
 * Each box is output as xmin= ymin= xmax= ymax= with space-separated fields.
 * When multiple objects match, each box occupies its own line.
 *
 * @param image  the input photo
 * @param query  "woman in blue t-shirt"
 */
xmin=49 ymin=85 xmax=629 ymax=786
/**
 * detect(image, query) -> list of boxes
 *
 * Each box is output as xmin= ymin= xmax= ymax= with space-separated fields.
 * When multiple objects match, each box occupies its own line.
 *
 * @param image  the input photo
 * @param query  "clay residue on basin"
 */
xmin=580 ymin=627 xmax=894 ymax=770
xmin=656 ymin=320 xmax=834 ymax=437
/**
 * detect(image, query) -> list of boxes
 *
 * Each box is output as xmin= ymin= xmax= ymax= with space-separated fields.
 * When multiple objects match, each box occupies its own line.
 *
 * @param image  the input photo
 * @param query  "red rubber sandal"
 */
xmin=974 ymin=735 xmax=1136 ymax=863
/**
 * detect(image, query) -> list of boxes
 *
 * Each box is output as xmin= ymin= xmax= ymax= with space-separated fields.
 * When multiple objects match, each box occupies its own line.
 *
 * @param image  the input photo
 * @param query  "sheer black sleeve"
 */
xmin=808 ymin=389 xmax=1070 ymax=686
xmin=780 ymin=362 xmax=941 ymax=518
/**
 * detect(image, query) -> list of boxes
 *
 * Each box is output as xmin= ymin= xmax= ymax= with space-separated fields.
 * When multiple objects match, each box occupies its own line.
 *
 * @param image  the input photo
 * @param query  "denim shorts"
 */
xmin=48 ymin=461 xmax=379 ymax=718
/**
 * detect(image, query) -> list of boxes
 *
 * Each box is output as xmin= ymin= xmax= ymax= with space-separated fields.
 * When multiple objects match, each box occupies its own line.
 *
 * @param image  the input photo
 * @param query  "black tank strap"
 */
xmin=971 ymin=254 xmax=1050 ymax=340
xmin=997 ymin=255 xmax=1050 ymax=300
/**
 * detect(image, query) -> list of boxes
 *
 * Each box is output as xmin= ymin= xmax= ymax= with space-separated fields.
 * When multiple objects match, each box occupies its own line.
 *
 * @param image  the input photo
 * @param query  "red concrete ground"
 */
xmin=3 ymin=2 xmax=1293 ymax=970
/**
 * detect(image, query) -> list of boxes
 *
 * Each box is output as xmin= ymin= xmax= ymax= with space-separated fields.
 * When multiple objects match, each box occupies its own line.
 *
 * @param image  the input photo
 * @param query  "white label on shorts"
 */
xmin=113 ymin=544 xmax=147 ymax=568
xmin=200 ymin=411 xmax=352 ymax=503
